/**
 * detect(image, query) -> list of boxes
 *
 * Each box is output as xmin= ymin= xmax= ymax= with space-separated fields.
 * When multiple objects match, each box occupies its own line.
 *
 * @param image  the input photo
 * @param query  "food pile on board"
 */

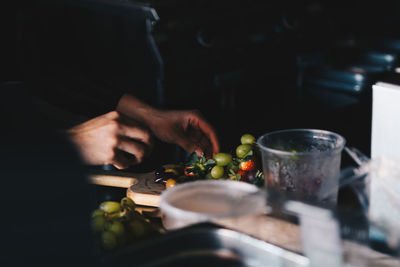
xmin=154 ymin=134 xmax=265 ymax=189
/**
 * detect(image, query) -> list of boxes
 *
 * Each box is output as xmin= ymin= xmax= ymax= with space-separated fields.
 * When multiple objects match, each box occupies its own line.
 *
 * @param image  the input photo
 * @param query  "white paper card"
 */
xmin=367 ymin=156 xmax=400 ymax=248
xmin=371 ymin=82 xmax=400 ymax=161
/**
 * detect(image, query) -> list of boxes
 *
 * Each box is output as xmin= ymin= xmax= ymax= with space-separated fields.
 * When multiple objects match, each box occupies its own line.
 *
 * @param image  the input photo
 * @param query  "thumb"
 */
xmin=175 ymin=133 xmax=203 ymax=156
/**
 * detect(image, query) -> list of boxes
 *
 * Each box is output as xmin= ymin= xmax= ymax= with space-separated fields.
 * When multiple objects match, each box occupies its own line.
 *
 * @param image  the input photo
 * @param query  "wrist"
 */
xmin=116 ymin=93 xmax=160 ymax=125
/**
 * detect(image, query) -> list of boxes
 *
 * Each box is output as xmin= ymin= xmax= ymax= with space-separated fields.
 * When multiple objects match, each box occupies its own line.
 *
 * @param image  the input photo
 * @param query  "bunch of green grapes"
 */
xmin=91 ymin=197 xmax=155 ymax=251
xmin=183 ymin=134 xmax=264 ymax=187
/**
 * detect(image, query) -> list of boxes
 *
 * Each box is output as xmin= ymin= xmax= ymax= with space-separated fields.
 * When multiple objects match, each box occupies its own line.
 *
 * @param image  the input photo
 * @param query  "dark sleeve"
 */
xmin=0 ymin=81 xmax=98 ymax=266
xmin=19 ymin=0 xmax=162 ymax=118
xmin=18 ymin=2 xmax=123 ymax=118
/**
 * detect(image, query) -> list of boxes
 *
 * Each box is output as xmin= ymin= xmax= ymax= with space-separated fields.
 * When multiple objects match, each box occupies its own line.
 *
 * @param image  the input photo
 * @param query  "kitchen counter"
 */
xmin=91 ymin=167 xmax=400 ymax=266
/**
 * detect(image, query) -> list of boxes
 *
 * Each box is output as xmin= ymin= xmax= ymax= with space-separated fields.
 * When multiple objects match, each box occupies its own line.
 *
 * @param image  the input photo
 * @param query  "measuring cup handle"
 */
xmin=339 ymin=166 xmax=370 ymax=212
xmin=344 ymin=146 xmax=370 ymax=167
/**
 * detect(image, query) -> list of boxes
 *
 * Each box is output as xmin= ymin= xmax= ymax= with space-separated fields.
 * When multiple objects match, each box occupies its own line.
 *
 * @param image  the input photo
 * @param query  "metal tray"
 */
xmin=101 ymin=223 xmax=309 ymax=267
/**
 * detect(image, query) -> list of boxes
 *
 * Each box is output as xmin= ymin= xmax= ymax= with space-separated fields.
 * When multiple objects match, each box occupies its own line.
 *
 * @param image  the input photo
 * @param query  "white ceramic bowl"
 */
xmin=159 ymin=180 xmax=266 ymax=230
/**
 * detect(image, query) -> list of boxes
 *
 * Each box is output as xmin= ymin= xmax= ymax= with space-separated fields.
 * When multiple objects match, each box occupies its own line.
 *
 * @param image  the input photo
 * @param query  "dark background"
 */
xmin=1 ymin=1 xmax=400 ymax=265
xmin=2 ymin=0 xmax=400 ymax=161
xmin=3 ymin=0 xmax=400 ymax=161
xmin=145 ymin=0 xmax=400 ymax=157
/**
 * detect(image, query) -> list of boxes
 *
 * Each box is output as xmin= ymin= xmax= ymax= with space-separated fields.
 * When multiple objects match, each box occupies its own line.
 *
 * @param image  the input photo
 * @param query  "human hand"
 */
xmin=117 ymin=94 xmax=220 ymax=158
xmin=66 ymin=111 xmax=153 ymax=169
xmin=146 ymin=109 xmax=220 ymax=158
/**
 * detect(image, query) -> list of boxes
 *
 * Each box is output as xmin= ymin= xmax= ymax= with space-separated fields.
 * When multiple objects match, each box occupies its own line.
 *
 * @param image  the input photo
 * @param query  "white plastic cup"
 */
xmin=159 ymin=180 xmax=266 ymax=230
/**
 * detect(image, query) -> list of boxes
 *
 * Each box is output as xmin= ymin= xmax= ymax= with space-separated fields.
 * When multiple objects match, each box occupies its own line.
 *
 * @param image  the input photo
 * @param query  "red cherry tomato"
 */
xmin=239 ymin=160 xmax=256 ymax=171
xmin=184 ymin=166 xmax=195 ymax=176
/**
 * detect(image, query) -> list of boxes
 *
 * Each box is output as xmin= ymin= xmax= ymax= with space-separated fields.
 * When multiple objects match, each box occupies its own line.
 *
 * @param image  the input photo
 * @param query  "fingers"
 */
xmin=112 ymin=149 xmax=137 ymax=170
xmin=188 ymin=129 xmax=212 ymax=158
xmin=118 ymin=124 xmax=153 ymax=147
xmin=114 ymin=112 xmax=154 ymax=156
xmin=197 ymin=134 xmax=213 ymax=157
xmin=196 ymin=119 xmax=219 ymax=156
xmin=186 ymin=110 xmax=220 ymax=157
xmin=108 ymin=112 xmax=153 ymax=169
xmin=111 ymin=138 xmax=149 ymax=169
xmin=116 ymin=113 xmax=153 ymax=145
xmin=175 ymin=131 xmax=199 ymax=156
xmin=116 ymin=137 xmax=148 ymax=163
xmin=177 ymin=125 xmax=215 ymax=158
xmin=117 ymin=120 xmax=154 ymax=160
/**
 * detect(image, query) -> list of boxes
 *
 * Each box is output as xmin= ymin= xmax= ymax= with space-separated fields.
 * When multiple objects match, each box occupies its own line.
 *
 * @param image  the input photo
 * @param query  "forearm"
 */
xmin=116 ymin=93 xmax=162 ymax=127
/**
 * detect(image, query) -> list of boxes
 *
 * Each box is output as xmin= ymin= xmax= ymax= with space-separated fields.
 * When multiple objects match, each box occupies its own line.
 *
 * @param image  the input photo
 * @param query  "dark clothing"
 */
xmin=0 ymin=82 xmax=98 ymax=266
xmin=14 ymin=0 xmax=163 ymax=125
xmin=0 ymin=1 xmax=165 ymax=264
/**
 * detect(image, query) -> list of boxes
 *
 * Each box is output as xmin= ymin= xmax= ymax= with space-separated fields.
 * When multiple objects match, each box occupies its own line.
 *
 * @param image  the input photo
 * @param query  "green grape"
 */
xmin=211 ymin=165 xmax=224 ymax=179
xmin=128 ymin=219 xmax=147 ymax=238
xmin=91 ymin=209 xmax=105 ymax=218
xmin=101 ymin=231 xmax=118 ymax=251
xmin=92 ymin=216 xmax=106 ymax=232
xmin=213 ymin=153 xmax=232 ymax=166
xmin=99 ymin=201 xmax=121 ymax=214
xmin=241 ymin=134 xmax=256 ymax=145
xmin=121 ymin=197 xmax=136 ymax=210
xmin=108 ymin=220 xmax=125 ymax=238
xmin=236 ymin=144 xmax=252 ymax=158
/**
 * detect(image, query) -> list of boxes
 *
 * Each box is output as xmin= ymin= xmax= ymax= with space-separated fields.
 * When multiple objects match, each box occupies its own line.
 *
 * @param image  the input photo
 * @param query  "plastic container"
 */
xmin=257 ymin=129 xmax=346 ymax=208
xmin=159 ymin=180 xmax=266 ymax=230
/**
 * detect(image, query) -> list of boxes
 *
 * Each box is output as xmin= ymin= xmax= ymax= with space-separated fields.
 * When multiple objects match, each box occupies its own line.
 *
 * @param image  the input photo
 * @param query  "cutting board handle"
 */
xmin=88 ymin=174 xmax=137 ymax=188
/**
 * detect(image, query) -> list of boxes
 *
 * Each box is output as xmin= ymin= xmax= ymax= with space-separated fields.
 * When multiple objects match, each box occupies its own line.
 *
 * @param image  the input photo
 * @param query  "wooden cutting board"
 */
xmin=88 ymin=167 xmax=166 ymax=207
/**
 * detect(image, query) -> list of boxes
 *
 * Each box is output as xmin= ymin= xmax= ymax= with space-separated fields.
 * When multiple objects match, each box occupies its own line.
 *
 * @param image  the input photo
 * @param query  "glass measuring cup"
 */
xmin=257 ymin=129 xmax=346 ymax=208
